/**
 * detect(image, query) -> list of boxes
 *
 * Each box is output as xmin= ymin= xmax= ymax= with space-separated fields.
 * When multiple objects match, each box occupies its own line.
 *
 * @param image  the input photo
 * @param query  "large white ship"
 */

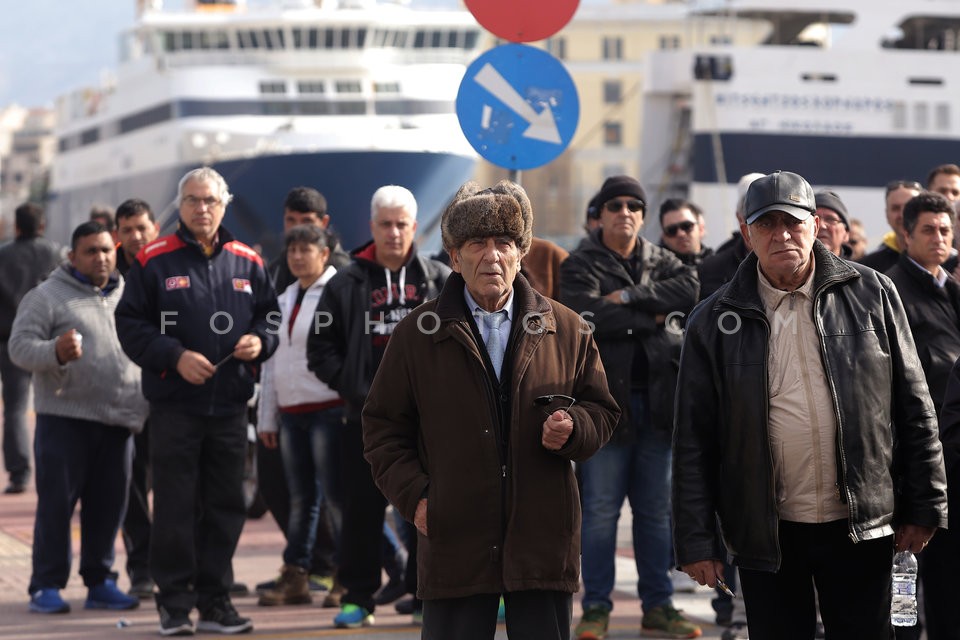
xmin=46 ymin=0 xmax=484 ymax=254
xmin=640 ymin=0 xmax=960 ymax=245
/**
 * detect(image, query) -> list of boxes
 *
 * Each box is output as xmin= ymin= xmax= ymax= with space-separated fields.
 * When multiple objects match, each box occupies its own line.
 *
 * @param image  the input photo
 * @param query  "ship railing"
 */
xmin=157 ymin=48 xmax=469 ymax=68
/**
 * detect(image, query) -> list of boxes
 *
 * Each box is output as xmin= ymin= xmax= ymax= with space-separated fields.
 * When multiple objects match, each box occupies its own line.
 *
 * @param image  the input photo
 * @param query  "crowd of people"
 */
xmin=0 ymin=162 xmax=959 ymax=640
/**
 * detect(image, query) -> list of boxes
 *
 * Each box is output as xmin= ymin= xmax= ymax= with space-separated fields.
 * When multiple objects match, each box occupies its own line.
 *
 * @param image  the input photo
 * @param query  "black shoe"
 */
xmin=159 ymin=607 xmax=194 ymax=637
xmin=394 ymin=596 xmax=422 ymax=615
xmin=198 ymin=599 xmax=253 ymax=634
xmin=3 ymin=483 xmax=26 ymax=495
xmin=373 ymin=579 xmax=406 ymax=605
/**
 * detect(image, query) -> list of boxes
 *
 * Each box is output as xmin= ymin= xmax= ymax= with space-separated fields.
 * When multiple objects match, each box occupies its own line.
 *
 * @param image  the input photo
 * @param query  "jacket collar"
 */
xmin=716 ymin=240 xmax=860 ymax=314
xmin=175 ymin=223 xmax=235 ymax=255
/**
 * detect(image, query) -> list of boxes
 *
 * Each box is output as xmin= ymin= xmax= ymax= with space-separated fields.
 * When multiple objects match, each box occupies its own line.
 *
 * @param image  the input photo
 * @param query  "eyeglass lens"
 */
xmin=664 ymin=221 xmax=696 ymax=237
xmin=604 ymin=199 xmax=644 ymax=213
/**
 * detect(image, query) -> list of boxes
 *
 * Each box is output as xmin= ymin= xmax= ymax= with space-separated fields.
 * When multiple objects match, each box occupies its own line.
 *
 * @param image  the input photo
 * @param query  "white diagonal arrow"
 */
xmin=473 ymin=63 xmax=562 ymax=144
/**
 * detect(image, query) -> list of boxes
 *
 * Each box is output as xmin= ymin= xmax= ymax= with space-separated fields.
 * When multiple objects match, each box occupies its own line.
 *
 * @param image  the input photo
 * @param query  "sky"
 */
xmin=0 ymin=0 xmax=473 ymax=109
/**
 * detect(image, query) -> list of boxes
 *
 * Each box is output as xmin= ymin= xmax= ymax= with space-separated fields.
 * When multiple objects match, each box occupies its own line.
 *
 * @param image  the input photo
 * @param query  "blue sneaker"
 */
xmin=29 ymin=589 xmax=70 ymax=614
xmin=334 ymin=603 xmax=374 ymax=628
xmin=85 ymin=579 xmax=140 ymax=610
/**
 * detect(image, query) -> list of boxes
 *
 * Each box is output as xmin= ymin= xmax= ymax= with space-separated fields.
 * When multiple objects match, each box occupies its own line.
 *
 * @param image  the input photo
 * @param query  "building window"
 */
xmin=603 ymin=80 xmax=622 ymax=104
xmin=602 ymin=37 xmax=623 ymax=60
xmin=709 ymin=34 xmax=732 ymax=45
xmin=547 ymin=37 xmax=566 ymax=60
xmin=604 ymin=121 xmax=622 ymax=146
xmin=659 ymin=35 xmax=681 ymax=49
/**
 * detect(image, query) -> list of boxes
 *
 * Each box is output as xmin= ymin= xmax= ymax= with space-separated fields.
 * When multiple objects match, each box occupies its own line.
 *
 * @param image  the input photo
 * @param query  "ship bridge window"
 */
xmin=883 ymin=16 xmax=960 ymax=50
xmin=413 ymin=29 xmax=454 ymax=48
xmin=260 ymin=81 xmax=287 ymax=95
xmin=373 ymin=29 xmax=409 ymax=48
xmin=262 ymin=29 xmax=286 ymax=50
xmin=335 ymin=80 xmax=362 ymax=93
xmin=374 ymin=82 xmax=400 ymax=93
xmin=464 ymin=30 xmax=478 ymax=50
xmin=238 ymin=30 xmax=261 ymax=49
xmin=298 ymin=81 xmax=325 ymax=94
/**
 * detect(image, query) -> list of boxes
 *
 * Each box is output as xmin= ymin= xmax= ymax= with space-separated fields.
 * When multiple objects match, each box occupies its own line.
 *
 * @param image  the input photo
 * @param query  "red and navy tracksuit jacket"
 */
xmin=115 ymin=225 xmax=280 ymax=416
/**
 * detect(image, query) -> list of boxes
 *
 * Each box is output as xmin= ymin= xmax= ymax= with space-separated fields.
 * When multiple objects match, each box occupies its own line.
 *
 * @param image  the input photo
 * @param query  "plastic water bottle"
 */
xmin=891 ymin=550 xmax=918 ymax=627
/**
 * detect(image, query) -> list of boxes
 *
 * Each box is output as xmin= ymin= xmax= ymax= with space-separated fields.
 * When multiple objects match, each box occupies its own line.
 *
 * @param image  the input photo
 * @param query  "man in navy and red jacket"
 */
xmin=116 ymin=167 xmax=279 ymax=637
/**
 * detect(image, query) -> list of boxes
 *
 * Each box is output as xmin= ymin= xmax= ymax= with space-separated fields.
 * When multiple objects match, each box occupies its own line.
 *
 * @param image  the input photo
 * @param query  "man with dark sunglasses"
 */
xmin=560 ymin=175 xmax=701 ymax=640
xmin=658 ymin=198 xmax=713 ymax=266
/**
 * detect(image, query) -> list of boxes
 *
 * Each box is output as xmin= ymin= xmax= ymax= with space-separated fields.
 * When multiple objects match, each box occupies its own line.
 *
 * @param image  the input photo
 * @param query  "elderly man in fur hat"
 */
xmin=362 ymin=181 xmax=619 ymax=640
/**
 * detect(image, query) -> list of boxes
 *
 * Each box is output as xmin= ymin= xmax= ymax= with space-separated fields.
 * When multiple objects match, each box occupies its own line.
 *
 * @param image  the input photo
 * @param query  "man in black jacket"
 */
xmin=560 ymin=175 xmax=700 ymax=640
xmin=306 ymin=185 xmax=449 ymax=629
xmin=674 ymin=171 xmax=948 ymax=639
xmin=0 ymin=203 xmax=60 ymax=494
xmin=116 ymin=167 xmax=279 ymax=636
xmin=885 ymin=191 xmax=960 ymax=640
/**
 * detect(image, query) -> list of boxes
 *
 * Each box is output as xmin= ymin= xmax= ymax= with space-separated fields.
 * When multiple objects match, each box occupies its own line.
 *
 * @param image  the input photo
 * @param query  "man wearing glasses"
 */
xmin=658 ymin=198 xmax=713 ymax=266
xmin=674 ymin=170 xmax=947 ymax=638
xmin=560 ymin=175 xmax=701 ymax=640
xmin=116 ymin=167 xmax=280 ymax=637
xmin=362 ymin=180 xmax=619 ymax=639
xmin=813 ymin=190 xmax=852 ymax=258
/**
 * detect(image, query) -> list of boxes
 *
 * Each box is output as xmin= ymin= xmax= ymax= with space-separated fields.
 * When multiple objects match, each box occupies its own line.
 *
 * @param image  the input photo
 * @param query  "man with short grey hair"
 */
xmin=307 ymin=184 xmax=449 ymax=629
xmin=116 ymin=167 xmax=279 ymax=636
xmin=674 ymin=170 xmax=948 ymax=638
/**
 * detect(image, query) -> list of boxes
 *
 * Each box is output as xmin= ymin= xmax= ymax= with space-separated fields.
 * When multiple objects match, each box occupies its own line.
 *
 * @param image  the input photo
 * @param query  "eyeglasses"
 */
xmin=817 ymin=214 xmax=845 ymax=228
xmin=604 ymin=199 xmax=645 ymax=213
xmin=885 ymin=180 xmax=923 ymax=195
xmin=535 ymin=394 xmax=577 ymax=417
xmin=663 ymin=220 xmax=696 ymax=237
xmin=182 ymin=195 xmax=222 ymax=209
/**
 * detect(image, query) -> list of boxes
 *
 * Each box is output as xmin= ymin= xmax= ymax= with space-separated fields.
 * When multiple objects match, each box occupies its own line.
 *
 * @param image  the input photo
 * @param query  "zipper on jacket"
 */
xmin=207 ymin=259 xmax=220 ymax=415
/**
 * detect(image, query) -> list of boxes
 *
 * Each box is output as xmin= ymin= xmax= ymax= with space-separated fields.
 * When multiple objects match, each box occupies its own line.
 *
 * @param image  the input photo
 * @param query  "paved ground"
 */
xmin=0 ymin=409 xmax=731 ymax=639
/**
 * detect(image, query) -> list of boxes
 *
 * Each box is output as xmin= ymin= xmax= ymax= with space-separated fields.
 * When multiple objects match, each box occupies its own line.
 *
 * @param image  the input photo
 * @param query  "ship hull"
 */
xmin=46 ymin=150 xmax=476 ymax=258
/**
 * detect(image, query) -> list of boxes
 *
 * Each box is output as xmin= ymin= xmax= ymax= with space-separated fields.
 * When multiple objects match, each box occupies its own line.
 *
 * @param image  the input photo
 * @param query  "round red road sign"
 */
xmin=465 ymin=0 xmax=579 ymax=43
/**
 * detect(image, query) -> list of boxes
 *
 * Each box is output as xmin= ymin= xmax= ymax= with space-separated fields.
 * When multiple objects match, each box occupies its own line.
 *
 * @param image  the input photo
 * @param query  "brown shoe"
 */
xmin=322 ymin=575 xmax=346 ymax=608
xmin=258 ymin=564 xmax=312 ymax=606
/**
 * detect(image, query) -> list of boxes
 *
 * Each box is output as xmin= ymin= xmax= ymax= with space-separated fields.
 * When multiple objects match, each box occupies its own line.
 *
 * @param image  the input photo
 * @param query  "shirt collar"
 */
xmin=464 ymin=286 xmax=515 ymax=321
xmin=756 ymin=258 xmax=816 ymax=312
xmin=906 ymin=254 xmax=947 ymax=288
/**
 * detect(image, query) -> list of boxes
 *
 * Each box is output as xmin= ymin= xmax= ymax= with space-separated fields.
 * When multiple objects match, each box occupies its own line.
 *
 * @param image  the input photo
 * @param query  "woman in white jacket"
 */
xmin=257 ymin=224 xmax=344 ymax=606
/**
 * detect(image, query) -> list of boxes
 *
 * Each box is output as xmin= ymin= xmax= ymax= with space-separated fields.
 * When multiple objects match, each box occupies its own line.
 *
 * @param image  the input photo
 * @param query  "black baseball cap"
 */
xmin=745 ymin=170 xmax=816 ymax=225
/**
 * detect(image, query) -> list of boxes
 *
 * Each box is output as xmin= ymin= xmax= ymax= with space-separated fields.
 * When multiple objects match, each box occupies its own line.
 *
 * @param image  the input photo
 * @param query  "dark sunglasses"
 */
xmin=663 ymin=220 xmax=696 ymax=237
xmin=604 ymin=199 xmax=645 ymax=213
xmin=885 ymin=180 xmax=923 ymax=195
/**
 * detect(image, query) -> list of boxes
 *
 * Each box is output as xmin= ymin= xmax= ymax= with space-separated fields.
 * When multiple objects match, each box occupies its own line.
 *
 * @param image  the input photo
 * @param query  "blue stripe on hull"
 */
xmin=46 ymin=151 xmax=476 ymax=257
xmin=693 ymin=133 xmax=960 ymax=186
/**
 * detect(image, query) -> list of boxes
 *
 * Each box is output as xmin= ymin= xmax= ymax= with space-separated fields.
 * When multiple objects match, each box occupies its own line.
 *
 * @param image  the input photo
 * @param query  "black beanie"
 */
xmin=814 ymin=190 xmax=850 ymax=229
xmin=596 ymin=175 xmax=646 ymax=215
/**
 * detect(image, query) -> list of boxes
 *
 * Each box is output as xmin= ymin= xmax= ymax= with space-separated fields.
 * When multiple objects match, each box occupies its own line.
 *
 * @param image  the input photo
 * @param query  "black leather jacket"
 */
xmin=673 ymin=242 xmax=948 ymax=572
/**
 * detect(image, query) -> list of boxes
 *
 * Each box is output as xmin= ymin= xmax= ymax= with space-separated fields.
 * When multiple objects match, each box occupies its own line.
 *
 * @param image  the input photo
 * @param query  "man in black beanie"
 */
xmin=814 ymin=190 xmax=852 ymax=258
xmin=560 ymin=175 xmax=702 ymax=639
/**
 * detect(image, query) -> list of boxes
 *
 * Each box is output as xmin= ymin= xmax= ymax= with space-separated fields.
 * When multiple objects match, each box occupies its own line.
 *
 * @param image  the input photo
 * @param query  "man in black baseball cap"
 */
xmin=674 ymin=169 xmax=946 ymax=639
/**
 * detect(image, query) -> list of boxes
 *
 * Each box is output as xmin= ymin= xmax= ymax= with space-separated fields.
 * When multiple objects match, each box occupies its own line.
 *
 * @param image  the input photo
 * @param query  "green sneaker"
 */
xmin=574 ymin=606 xmax=610 ymax=640
xmin=641 ymin=605 xmax=702 ymax=638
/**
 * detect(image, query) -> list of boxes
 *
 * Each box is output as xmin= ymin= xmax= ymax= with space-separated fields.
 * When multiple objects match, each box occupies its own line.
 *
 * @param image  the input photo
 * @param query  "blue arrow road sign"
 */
xmin=456 ymin=43 xmax=579 ymax=171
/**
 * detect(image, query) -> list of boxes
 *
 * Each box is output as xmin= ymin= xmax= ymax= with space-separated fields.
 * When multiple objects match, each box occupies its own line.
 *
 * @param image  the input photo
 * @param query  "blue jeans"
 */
xmin=279 ymin=407 xmax=344 ymax=569
xmin=579 ymin=393 xmax=673 ymax=614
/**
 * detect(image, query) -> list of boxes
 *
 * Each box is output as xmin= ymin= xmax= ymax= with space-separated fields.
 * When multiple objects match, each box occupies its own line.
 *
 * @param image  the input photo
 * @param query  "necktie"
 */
xmin=481 ymin=310 xmax=506 ymax=380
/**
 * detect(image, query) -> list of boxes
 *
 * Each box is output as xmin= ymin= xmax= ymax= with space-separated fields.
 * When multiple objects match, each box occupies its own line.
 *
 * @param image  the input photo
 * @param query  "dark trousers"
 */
xmin=339 ymin=418 xmax=387 ymax=612
xmin=739 ymin=520 xmax=894 ymax=640
xmin=29 ymin=414 xmax=132 ymax=593
xmin=149 ymin=407 xmax=246 ymax=613
xmin=256 ymin=439 xmax=338 ymax=575
xmin=422 ymin=591 xmax=572 ymax=640
xmin=122 ymin=421 xmax=151 ymax=584
xmin=921 ymin=475 xmax=960 ymax=640
xmin=0 ymin=342 xmax=32 ymax=485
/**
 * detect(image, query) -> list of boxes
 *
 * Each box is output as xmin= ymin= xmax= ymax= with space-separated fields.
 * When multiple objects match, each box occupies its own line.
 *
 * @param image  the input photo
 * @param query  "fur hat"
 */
xmin=441 ymin=180 xmax=533 ymax=254
xmin=596 ymin=175 xmax=646 ymax=215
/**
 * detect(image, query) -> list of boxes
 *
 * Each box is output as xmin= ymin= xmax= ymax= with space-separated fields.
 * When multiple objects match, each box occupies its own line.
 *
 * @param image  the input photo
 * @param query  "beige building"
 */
xmin=0 ymin=105 xmax=56 ymax=239
xmin=473 ymin=0 xmax=766 ymax=246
